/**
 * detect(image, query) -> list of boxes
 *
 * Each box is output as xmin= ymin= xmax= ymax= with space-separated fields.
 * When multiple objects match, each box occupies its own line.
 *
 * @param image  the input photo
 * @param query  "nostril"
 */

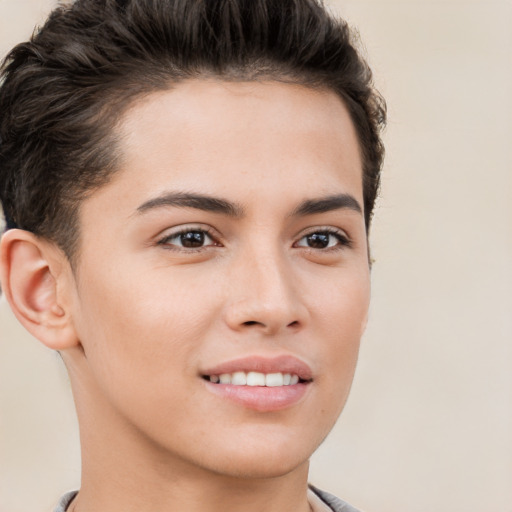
xmin=241 ymin=320 xmax=300 ymax=329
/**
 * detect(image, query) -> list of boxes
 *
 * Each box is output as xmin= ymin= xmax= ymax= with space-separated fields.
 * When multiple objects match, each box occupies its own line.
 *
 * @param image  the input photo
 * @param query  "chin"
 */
xmin=205 ymin=452 xmax=310 ymax=480
xmin=189 ymin=431 xmax=316 ymax=480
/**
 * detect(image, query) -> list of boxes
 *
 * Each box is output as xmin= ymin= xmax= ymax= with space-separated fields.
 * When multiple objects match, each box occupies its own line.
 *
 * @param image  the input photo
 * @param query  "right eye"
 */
xmin=157 ymin=228 xmax=219 ymax=250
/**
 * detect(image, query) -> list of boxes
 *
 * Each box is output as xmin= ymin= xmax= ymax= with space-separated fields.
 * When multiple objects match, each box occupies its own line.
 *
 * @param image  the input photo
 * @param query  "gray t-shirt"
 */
xmin=54 ymin=486 xmax=361 ymax=512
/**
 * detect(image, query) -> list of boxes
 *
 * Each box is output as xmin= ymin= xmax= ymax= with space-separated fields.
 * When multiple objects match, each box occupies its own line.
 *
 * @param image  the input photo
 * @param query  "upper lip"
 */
xmin=201 ymin=355 xmax=314 ymax=381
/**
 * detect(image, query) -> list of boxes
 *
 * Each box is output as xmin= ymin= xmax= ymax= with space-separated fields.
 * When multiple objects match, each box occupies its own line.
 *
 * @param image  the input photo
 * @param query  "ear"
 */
xmin=0 ymin=229 xmax=79 ymax=350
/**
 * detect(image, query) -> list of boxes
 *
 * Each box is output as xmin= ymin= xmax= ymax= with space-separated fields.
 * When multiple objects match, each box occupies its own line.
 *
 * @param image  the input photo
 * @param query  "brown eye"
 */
xmin=180 ymin=231 xmax=206 ymax=247
xmin=158 ymin=229 xmax=217 ymax=249
xmin=295 ymin=230 xmax=350 ymax=250
xmin=305 ymin=233 xmax=330 ymax=249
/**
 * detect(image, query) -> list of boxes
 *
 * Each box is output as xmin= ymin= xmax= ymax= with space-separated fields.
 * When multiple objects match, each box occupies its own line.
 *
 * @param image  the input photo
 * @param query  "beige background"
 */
xmin=1 ymin=1 xmax=511 ymax=511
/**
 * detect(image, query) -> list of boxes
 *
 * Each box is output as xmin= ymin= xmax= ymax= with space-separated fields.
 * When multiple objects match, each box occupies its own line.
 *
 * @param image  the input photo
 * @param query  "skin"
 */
xmin=1 ymin=81 xmax=370 ymax=512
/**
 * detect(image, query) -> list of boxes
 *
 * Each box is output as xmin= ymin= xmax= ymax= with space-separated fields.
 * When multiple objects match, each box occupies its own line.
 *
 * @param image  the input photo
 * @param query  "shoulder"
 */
xmin=309 ymin=484 xmax=363 ymax=512
xmin=53 ymin=491 xmax=78 ymax=512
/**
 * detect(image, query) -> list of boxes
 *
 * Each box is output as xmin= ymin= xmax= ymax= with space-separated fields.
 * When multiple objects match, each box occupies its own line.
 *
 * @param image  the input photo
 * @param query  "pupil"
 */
xmin=181 ymin=231 xmax=205 ymax=248
xmin=307 ymin=233 xmax=329 ymax=248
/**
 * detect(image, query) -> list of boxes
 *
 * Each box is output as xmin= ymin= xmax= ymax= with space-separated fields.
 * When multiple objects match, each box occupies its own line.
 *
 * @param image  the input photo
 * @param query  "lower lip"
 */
xmin=204 ymin=381 xmax=310 ymax=412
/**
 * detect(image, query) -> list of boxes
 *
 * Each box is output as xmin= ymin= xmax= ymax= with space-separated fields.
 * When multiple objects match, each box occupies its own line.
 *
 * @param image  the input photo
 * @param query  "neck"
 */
xmin=74 ymin=462 xmax=311 ymax=512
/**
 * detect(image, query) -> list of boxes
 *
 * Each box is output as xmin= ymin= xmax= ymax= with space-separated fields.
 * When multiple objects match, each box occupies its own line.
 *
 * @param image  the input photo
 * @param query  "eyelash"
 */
xmin=157 ymin=226 xmax=220 ymax=251
xmin=156 ymin=227 xmax=352 ymax=252
xmin=294 ymin=228 xmax=352 ymax=251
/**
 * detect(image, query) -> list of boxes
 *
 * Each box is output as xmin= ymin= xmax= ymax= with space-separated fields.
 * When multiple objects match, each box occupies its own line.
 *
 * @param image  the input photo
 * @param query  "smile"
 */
xmin=201 ymin=356 xmax=313 ymax=412
xmin=204 ymin=371 xmax=303 ymax=386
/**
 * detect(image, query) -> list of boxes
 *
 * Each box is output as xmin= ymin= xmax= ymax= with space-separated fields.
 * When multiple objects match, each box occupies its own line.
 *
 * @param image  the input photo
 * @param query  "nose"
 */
xmin=223 ymin=248 xmax=309 ymax=336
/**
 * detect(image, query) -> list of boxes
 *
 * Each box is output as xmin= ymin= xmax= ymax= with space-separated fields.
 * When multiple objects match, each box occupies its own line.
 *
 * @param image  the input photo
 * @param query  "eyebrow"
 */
xmin=136 ymin=191 xmax=362 ymax=218
xmin=136 ymin=192 xmax=244 ymax=217
xmin=291 ymin=194 xmax=362 ymax=217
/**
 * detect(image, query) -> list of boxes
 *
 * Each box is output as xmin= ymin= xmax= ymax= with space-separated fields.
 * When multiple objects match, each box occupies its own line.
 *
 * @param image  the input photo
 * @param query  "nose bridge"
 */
xmin=225 ymin=240 xmax=307 ymax=334
xmin=251 ymin=246 xmax=294 ymax=306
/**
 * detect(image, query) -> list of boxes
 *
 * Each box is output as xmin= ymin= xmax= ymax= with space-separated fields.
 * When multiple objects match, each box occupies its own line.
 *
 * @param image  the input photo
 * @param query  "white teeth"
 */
xmin=219 ymin=373 xmax=231 ymax=384
xmin=231 ymin=371 xmax=247 ymax=385
xmin=265 ymin=373 xmax=284 ymax=387
xmin=207 ymin=371 xmax=302 ymax=386
xmin=247 ymin=371 xmax=266 ymax=386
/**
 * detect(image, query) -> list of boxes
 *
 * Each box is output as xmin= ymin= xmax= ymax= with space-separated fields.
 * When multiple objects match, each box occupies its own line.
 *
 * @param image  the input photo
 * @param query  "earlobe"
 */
xmin=0 ymin=229 xmax=79 ymax=350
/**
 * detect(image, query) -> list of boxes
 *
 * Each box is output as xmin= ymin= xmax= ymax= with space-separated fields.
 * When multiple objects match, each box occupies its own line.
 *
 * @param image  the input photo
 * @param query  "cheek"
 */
xmin=71 ymin=262 xmax=222 ymax=386
xmin=313 ymin=264 xmax=370 ymax=339
xmin=311 ymin=268 xmax=370 ymax=398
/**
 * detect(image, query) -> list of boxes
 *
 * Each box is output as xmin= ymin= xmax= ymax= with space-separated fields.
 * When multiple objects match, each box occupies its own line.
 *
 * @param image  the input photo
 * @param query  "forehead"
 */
xmin=77 ymin=80 xmax=363 ymax=236
xmin=116 ymin=80 xmax=361 ymax=192
xmin=121 ymin=79 xmax=359 ymax=143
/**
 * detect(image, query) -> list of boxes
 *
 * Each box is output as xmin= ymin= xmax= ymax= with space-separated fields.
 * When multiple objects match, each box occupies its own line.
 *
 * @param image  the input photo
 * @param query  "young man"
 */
xmin=0 ymin=1 xmax=385 ymax=511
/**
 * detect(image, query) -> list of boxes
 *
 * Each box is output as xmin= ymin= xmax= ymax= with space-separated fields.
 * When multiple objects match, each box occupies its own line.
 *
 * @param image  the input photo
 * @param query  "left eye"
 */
xmin=295 ymin=231 xmax=349 ymax=249
xmin=159 ymin=229 xmax=216 ymax=249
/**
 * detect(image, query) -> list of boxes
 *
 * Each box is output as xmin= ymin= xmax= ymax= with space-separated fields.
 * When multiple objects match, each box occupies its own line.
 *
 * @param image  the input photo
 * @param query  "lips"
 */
xmin=201 ymin=355 xmax=313 ymax=412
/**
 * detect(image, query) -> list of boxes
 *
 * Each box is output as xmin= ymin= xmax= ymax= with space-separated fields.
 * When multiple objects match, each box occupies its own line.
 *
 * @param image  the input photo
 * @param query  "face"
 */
xmin=65 ymin=80 xmax=370 ymax=479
